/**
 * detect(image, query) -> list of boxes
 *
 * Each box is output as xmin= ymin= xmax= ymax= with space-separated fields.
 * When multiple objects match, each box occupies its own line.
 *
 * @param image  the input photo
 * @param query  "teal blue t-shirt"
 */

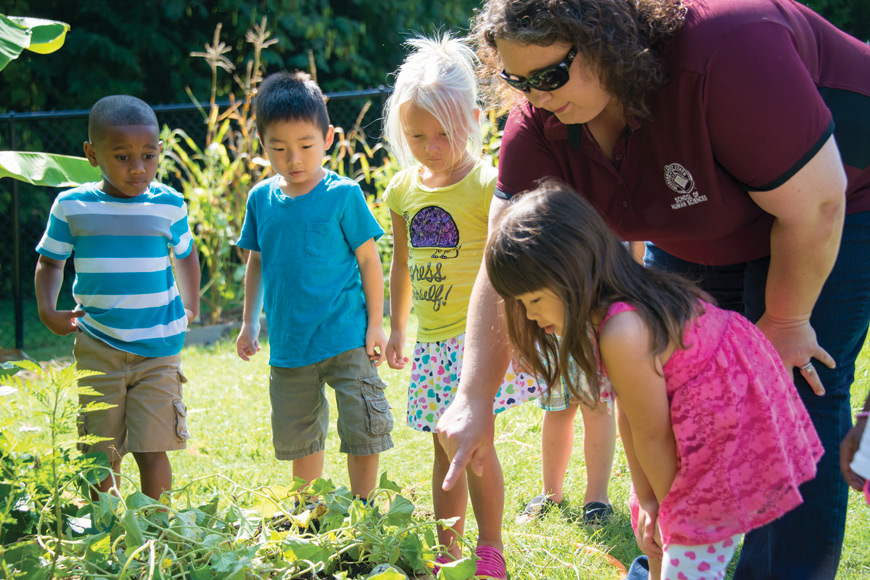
xmin=238 ymin=171 xmax=384 ymax=368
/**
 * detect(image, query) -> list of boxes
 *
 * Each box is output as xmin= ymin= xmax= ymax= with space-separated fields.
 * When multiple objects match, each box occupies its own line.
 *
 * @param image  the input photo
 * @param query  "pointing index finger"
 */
xmin=441 ymin=451 xmax=470 ymax=491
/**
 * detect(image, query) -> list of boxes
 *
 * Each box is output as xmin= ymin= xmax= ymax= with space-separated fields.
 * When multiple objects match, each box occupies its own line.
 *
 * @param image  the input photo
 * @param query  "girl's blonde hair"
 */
xmin=383 ymin=33 xmax=483 ymax=168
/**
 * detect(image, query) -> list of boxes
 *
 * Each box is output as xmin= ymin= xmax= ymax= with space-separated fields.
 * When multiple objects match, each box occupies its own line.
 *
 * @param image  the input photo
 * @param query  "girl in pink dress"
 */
xmin=484 ymin=181 xmax=823 ymax=580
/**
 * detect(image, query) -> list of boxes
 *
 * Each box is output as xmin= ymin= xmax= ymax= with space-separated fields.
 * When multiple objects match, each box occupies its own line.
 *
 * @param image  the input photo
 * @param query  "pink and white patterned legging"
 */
xmin=662 ymin=534 xmax=743 ymax=580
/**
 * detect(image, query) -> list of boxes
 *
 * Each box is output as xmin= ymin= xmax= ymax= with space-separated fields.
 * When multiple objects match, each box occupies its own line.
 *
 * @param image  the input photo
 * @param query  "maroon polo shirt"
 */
xmin=496 ymin=0 xmax=870 ymax=265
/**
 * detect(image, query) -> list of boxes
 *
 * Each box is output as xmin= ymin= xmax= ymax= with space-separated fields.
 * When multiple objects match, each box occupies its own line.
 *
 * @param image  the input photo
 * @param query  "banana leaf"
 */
xmin=0 ymin=151 xmax=100 ymax=188
xmin=0 ymin=14 xmax=69 ymax=71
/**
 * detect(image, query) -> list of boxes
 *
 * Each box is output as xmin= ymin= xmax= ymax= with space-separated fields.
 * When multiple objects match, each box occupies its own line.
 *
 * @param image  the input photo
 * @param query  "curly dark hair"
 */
xmin=472 ymin=0 xmax=686 ymax=118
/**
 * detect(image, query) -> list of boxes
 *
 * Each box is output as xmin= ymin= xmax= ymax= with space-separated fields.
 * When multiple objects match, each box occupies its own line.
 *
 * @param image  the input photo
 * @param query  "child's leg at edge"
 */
xmin=347 ymin=452 xmax=379 ymax=500
xmin=540 ymin=404 xmax=579 ymax=503
xmin=433 ymin=433 xmax=468 ymax=559
xmin=578 ymin=400 xmax=615 ymax=505
xmin=650 ymin=556 xmax=663 ymax=580
xmin=93 ymin=458 xmax=123 ymax=499
xmin=293 ymin=450 xmax=326 ymax=487
xmin=467 ymin=440 xmax=504 ymax=552
xmin=133 ymin=451 xmax=172 ymax=500
xmin=659 ymin=534 xmax=742 ymax=580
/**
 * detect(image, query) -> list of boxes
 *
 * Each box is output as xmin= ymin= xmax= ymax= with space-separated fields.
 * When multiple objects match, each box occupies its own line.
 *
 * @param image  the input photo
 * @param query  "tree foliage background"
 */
xmin=807 ymin=0 xmax=870 ymax=41
xmin=1 ymin=0 xmax=868 ymax=113
xmin=0 ymin=0 xmax=481 ymax=112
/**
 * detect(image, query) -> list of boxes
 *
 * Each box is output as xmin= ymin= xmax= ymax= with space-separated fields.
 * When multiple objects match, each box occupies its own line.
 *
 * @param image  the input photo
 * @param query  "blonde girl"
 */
xmin=383 ymin=33 xmax=540 ymax=579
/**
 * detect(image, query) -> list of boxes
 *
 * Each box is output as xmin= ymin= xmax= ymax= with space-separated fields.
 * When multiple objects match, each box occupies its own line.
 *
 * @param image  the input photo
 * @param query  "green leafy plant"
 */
xmin=0 ymin=14 xmax=100 ymax=187
xmin=0 ymin=361 xmax=111 ymax=579
xmin=0 ymin=15 xmax=68 ymax=74
xmin=9 ymin=473 xmax=464 ymax=578
xmin=481 ymin=109 xmax=503 ymax=168
xmin=327 ymin=101 xmax=392 ymax=188
xmin=0 ymin=359 xmax=479 ymax=579
xmin=159 ymin=20 xmax=276 ymax=324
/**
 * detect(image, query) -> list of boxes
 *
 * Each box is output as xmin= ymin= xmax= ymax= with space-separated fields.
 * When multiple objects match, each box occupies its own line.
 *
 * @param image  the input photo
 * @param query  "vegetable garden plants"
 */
xmin=0 ymin=361 xmax=480 ymax=579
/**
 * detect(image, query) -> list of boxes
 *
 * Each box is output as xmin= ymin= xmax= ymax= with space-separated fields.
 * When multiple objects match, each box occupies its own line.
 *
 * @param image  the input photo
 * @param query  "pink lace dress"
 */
xmin=602 ymin=301 xmax=823 ymax=547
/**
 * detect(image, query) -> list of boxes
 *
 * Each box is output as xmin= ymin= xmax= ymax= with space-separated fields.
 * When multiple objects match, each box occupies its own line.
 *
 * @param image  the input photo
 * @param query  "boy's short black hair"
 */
xmin=255 ymin=71 xmax=330 ymax=137
xmin=88 ymin=95 xmax=158 ymax=143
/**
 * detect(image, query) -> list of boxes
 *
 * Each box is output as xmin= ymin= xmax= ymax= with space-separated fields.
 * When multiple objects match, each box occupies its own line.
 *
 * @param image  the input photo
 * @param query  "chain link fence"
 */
xmin=0 ymin=88 xmax=390 ymax=355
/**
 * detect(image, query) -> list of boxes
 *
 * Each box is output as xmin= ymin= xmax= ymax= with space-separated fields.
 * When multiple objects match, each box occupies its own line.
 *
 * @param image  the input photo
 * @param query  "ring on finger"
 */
xmin=799 ymin=361 xmax=815 ymax=373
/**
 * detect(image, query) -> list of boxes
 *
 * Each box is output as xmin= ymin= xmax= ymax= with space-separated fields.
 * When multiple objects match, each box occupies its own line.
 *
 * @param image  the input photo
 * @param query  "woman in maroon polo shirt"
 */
xmin=435 ymin=1 xmax=870 ymax=579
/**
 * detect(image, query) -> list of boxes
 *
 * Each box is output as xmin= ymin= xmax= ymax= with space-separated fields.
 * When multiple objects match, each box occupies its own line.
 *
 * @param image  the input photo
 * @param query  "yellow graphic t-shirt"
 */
xmin=384 ymin=160 xmax=496 ymax=342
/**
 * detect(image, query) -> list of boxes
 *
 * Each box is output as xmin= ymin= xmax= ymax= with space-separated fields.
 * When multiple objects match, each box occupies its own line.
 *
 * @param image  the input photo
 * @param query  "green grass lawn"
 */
xmin=35 ymin=317 xmax=870 ymax=579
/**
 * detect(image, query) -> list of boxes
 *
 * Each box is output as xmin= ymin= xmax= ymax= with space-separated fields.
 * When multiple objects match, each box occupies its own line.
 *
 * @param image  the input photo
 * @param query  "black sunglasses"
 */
xmin=500 ymin=48 xmax=577 ymax=92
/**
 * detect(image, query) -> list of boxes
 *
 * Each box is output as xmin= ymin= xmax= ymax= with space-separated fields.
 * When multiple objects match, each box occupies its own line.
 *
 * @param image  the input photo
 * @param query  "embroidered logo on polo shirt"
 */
xmin=664 ymin=163 xmax=708 ymax=210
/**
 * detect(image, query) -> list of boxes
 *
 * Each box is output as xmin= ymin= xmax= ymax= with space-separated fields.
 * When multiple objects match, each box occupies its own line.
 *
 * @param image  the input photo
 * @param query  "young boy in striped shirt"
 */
xmin=35 ymin=95 xmax=200 ymax=500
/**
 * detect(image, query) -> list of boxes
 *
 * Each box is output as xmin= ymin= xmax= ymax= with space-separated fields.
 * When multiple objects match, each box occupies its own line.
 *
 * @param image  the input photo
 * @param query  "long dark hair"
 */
xmin=473 ymin=0 xmax=686 ymax=118
xmin=485 ymin=180 xmax=708 ymax=404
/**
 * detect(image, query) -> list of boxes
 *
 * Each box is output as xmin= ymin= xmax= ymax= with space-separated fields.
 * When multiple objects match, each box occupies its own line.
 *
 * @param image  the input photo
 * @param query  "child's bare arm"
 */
xmin=173 ymin=248 xmax=201 ymax=322
xmin=617 ymin=403 xmax=663 ymax=559
xmin=237 ymin=250 xmax=264 ymax=361
xmin=603 ymin=312 xmax=674 ymax=563
xmin=600 ymin=311 xmax=678 ymax=504
xmin=616 ymin=405 xmax=659 ymax=508
xmin=35 ymin=255 xmax=83 ymax=335
xmin=386 ymin=211 xmax=412 ymax=369
xmin=355 ymin=238 xmax=386 ymax=366
xmin=840 ymin=393 xmax=869 ymax=491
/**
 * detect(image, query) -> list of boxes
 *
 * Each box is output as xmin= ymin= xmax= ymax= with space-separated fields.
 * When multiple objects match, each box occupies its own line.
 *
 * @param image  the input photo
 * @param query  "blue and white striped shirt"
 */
xmin=36 ymin=182 xmax=194 ymax=358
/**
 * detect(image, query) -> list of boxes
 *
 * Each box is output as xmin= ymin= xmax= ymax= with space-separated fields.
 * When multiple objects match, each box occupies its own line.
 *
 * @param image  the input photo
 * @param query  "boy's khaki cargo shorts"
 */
xmin=270 ymin=347 xmax=394 ymax=460
xmin=74 ymin=331 xmax=189 ymax=461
